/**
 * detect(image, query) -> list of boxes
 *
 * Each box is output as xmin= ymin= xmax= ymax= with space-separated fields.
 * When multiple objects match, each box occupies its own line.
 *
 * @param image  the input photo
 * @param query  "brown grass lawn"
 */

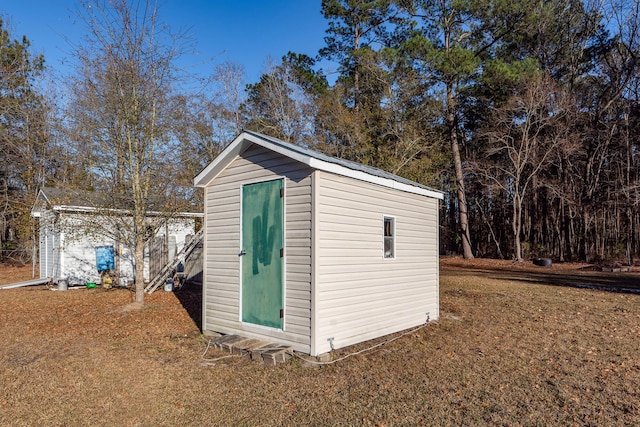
xmin=1 ymin=259 xmax=639 ymax=426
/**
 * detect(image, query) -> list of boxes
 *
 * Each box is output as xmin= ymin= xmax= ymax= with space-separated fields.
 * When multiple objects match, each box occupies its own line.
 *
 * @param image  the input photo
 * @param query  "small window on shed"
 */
xmin=383 ymin=216 xmax=395 ymax=259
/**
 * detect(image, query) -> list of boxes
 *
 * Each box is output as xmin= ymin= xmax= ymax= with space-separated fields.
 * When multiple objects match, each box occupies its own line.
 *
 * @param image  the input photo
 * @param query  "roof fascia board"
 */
xmin=194 ymin=133 xmax=247 ymax=187
xmin=254 ymin=135 xmax=314 ymax=167
xmin=52 ymin=205 xmax=203 ymax=217
xmin=30 ymin=190 xmax=50 ymax=217
xmin=37 ymin=188 xmax=51 ymax=206
xmin=307 ymin=158 xmax=444 ymax=199
xmin=194 ymin=132 xmax=315 ymax=187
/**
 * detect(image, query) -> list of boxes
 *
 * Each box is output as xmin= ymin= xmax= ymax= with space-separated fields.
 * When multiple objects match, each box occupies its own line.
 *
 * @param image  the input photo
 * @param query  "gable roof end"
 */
xmin=194 ymin=131 xmax=444 ymax=199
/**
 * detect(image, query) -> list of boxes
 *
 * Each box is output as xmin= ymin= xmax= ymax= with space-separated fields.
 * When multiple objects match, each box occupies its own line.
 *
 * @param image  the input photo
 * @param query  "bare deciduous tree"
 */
xmin=476 ymin=74 xmax=572 ymax=261
xmin=67 ymin=0 xmax=193 ymax=304
xmin=244 ymin=56 xmax=319 ymax=144
xmin=213 ymin=60 xmax=246 ymax=136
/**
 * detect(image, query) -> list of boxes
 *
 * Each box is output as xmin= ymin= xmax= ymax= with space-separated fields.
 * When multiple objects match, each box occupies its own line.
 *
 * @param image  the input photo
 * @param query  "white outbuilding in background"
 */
xmin=32 ymin=187 xmax=200 ymax=288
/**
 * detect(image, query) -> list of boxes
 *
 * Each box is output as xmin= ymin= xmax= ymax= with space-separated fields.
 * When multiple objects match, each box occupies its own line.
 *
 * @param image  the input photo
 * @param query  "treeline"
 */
xmin=0 ymin=17 xmax=48 ymax=262
xmin=239 ymin=0 xmax=640 ymax=264
xmin=2 ymin=0 xmax=640 ymax=264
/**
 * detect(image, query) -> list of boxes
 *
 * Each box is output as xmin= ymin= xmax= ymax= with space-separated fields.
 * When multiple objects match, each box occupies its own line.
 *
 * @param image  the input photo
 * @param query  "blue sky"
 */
xmin=0 ymin=1 xmax=332 ymax=84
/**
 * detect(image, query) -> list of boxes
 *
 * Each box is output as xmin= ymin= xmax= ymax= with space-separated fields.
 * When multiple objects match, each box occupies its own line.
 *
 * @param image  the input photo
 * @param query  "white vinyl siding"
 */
xmin=37 ymin=210 xmax=194 ymax=286
xmin=39 ymin=213 xmax=48 ymax=278
xmin=39 ymin=210 xmax=58 ymax=279
xmin=315 ymin=171 xmax=439 ymax=354
xmin=203 ymin=144 xmax=313 ymax=352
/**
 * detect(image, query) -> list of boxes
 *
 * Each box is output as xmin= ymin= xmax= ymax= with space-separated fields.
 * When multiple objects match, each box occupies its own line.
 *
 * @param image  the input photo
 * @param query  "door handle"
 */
xmin=239 ymin=249 xmax=246 ymax=256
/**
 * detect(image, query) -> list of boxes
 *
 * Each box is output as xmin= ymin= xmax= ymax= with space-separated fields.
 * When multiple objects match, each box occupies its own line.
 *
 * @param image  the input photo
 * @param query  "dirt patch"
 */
xmin=1 ymin=261 xmax=639 ymax=425
xmin=440 ymin=255 xmax=593 ymax=271
xmin=441 ymin=256 xmax=640 ymax=291
xmin=0 ymin=263 xmax=37 ymax=285
xmin=116 ymin=301 xmax=145 ymax=313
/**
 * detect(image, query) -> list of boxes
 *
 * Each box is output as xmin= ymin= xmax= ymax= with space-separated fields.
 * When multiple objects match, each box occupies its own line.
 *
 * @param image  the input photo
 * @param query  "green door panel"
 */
xmin=241 ymin=179 xmax=284 ymax=328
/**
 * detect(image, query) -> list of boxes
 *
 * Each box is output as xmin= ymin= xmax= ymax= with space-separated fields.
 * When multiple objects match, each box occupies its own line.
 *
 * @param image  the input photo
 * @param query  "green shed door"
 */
xmin=241 ymin=179 xmax=284 ymax=329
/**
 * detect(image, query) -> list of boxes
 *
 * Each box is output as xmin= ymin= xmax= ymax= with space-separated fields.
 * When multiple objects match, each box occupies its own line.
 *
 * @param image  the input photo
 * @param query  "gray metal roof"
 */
xmin=243 ymin=130 xmax=443 ymax=197
xmin=38 ymin=187 xmax=123 ymax=209
xmin=34 ymin=187 xmax=202 ymax=216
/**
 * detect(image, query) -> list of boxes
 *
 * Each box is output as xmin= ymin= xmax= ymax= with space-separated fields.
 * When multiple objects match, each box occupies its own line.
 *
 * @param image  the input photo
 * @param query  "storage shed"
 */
xmin=194 ymin=131 xmax=443 ymax=356
xmin=31 ymin=187 xmax=201 ymax=287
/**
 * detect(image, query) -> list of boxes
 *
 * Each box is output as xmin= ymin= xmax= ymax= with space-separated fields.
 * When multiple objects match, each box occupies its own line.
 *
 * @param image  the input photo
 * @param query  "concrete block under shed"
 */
xmin=261 ymin=347 xmax=292 ymax=367
xmin=208 ymin=335 xmax=293 ymax=365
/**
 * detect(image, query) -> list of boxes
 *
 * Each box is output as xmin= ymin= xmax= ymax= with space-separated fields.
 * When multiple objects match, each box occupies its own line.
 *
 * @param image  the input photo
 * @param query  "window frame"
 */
xmin=383 ymin=215 xmax=396 ymax=259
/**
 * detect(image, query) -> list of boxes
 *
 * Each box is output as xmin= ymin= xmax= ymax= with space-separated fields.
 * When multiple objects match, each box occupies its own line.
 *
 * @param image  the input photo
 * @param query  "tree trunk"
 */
xmin=581 ymin=211 xmax=590 ymax=262
xmin=513 ymin=196 xmax=523 ymax=261
xmin=447 ymin=84 xmax=473 ymax=259
xmin=134 ymin=234 xmax=145 ymax=303
xmin=353 ymin=22 xmax=361 ymax=110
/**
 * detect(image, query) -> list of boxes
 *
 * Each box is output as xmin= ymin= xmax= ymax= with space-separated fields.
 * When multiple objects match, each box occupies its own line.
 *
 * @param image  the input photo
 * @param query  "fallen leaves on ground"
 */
xmin=0 ymin=261 xmax=639 ymax=426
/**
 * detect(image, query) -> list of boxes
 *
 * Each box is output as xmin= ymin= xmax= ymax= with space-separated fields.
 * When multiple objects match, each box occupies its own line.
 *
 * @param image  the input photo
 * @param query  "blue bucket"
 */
xmin=96 ymin=246 xmax=115 ymax=272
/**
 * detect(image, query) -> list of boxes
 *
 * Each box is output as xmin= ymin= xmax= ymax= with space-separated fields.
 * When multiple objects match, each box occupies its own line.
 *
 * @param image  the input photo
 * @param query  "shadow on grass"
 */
xmin=173 ymin=283 xmax=202 ymax=331
xmin=495 ymin=272 xmax=640 ymax=294
xmin=443 ymin=265 xmax=640 ymax=294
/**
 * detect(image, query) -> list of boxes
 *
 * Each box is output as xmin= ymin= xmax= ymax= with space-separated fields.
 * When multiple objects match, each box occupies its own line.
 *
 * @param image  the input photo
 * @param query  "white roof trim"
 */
xmin=51 ymin=205 xmax=203 ymax=217
xmin=194 ymin=132 xmax=444 ymax=200
xmin=307 ymin=158 xmax=443 ymax=199
xmin=193 ymin=133 xmax=250 ymax=187
xmin=39 ymin=189 xmax=52 ymax=206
